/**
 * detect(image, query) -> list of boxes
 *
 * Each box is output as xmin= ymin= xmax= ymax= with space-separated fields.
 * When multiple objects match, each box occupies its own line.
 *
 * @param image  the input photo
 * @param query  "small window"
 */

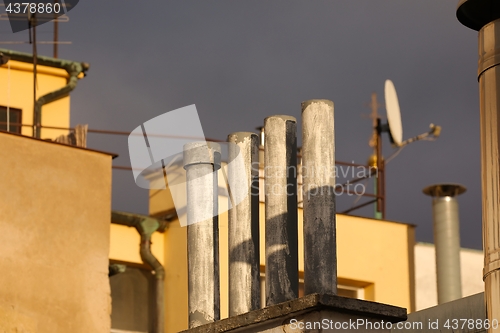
xmin=0 ymin=106 xmax=22 ymax=134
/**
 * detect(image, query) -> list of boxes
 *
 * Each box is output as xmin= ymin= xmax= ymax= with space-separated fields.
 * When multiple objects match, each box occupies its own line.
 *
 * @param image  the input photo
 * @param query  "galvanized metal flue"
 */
xmin=423 ymin=184 xmax=465 ymax=304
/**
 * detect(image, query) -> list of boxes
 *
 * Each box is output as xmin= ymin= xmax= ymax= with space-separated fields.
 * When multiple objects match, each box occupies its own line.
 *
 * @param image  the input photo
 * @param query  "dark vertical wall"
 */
xmin=110 ymin=266 xmax=155 ymax=332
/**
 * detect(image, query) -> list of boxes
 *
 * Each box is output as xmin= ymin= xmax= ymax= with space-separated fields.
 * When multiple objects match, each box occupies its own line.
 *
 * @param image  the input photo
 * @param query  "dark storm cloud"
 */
xmin=1 ymin=1 xmax=482 ymax=248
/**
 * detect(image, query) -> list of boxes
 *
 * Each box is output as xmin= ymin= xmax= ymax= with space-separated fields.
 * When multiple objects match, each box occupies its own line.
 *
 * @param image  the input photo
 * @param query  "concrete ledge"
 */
xmin=181 ymin=294 xmax=407 ymax=333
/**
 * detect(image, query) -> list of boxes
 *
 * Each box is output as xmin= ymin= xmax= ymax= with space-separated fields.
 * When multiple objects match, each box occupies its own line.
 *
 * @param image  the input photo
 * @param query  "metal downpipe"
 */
xmin=33 ymin=64 xmax=81 ymax=138
xmin=111 ymin=211 xmax=167 ymax=333
xmin=0 ymin=48 xmax=89 ymax=138
xmin=138 ymin=224 xmax=165 ymax=333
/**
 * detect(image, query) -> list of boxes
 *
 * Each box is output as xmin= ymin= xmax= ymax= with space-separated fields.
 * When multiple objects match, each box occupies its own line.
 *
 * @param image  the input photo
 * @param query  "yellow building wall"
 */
xmin=148 ymin=180 xmax=415 ymax=333
xmin=108 ymin=223 xmax=165 ymax=266
xmin=164 ymin=217 xmax=188 ymax=332
xmin=0 ymin=132 xmax=113 ymax=333
xmin=0 ymin=60 xmax=73 ymax=139
xmin=335 ymin=214 xmax=415 ymax=309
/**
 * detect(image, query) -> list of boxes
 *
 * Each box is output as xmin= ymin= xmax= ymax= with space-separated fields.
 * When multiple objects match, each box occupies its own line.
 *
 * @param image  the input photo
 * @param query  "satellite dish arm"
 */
xmin=399 ymin=123 xmax=441 ymax=148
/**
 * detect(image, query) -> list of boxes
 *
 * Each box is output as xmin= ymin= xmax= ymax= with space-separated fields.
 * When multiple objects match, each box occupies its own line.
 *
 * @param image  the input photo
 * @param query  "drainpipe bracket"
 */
xmin=138 ymin=218 xmax=161 ymax=237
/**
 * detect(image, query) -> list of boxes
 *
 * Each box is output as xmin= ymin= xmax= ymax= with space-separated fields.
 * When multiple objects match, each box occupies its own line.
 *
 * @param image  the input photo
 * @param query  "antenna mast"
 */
xmin=53 ymin=0 xmax=59 ymax=58
xmin=368 ymin=93 xmax=385 ymax=219
xmin=29 ymin=12 xmax=39 ymax=137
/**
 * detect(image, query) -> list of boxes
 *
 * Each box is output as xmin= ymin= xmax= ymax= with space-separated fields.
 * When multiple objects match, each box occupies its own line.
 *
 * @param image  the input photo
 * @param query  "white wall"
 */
xmin=414 ymin=242 xmax=484 ymax=311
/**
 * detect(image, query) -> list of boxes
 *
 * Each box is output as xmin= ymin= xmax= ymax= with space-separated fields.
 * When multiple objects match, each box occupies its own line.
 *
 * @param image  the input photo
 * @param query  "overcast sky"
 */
xmin=2 ymin=1 xmax=483 ymax=249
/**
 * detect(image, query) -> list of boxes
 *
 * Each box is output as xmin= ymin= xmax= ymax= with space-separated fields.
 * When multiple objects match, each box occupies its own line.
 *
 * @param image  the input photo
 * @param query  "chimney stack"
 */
xmin=457 ymin=1 xmax=500 ymax=327
xmin=183 ymin=141 xmax=221 ymax=328
xmin=264 ymin=115 xmax=299 ymax=305
xmin=423 ymin=183 xmax=466 ymax=304
xmin=227 ymin=132 xmax=261 ymax=316
xmin=301 ymin=100 xmax=337 ymax=295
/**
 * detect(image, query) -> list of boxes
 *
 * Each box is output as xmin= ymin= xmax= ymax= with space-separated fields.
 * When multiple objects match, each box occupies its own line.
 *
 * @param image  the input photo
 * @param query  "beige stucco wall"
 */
xmin=0 ymin=132 xmax=113 ymax=332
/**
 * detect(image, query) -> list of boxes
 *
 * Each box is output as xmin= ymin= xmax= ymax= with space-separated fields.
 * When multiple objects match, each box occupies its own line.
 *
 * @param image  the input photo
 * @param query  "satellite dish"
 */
xmin=384 ymin=80 xmax=403 ymax=146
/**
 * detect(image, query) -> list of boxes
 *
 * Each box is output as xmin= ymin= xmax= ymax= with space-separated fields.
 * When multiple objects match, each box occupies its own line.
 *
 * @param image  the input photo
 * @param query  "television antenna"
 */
xmin=0 ymin=1 xmax=71 ymax=58
xmin=364 ymin=80 xmax=442 ymax=219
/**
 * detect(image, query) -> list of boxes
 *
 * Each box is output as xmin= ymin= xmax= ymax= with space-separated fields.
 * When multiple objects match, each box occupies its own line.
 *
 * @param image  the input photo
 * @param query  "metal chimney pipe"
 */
xmin=457 ymin=1 xmax=500 ymax=327
xmin=227 ymin=132 xmax=261 ymax=316
xmin=423 ymin=184 xmax=466 ymax=304
xmin=183 ymin=141 xmax=221 ymax=328
xmin=301 ymin=100 xmax=337 ymax=296
xmin=478 ymin=19 xmax=500 ymax=326
xmin=264 ymin=115 xmax=299 ymax=306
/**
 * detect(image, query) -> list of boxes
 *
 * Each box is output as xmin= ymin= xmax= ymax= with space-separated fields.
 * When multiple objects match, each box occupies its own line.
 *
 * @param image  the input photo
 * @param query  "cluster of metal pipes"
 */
xmin=183 ymin=100 xmax=337 ymax=328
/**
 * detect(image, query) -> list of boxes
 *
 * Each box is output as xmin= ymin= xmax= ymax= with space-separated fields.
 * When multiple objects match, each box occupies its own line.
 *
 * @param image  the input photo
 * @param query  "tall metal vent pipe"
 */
xmin=423 ymin=184 xmax=466 ymax=304
xmin=183 ymin=142 xmax=221 ymax=328
xmin=227 ymin=132 xmax=260 ymax=316
xmin=301 ymin=100 xmax=337 ymax=295
xmin=457 ymin=1 xmax=500 ymax=328
xmin=264 ymin=115 xmax=299 ymax=306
